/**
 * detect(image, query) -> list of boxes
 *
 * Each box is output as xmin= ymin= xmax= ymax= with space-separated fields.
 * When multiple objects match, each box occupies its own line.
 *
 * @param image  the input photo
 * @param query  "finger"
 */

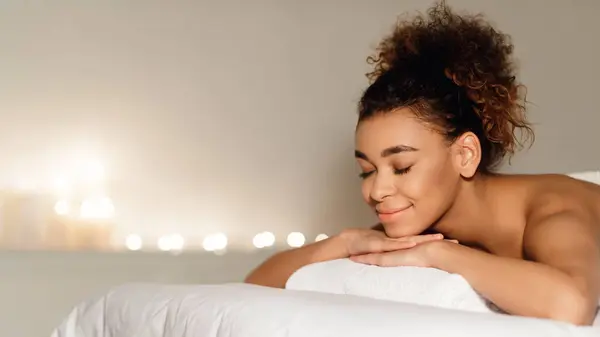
xmin=446 ymin=239 xmax=459 ymax=244
xmin=380 ymin=239 xmax=417 ymax=252
xmin=378 ymin=234 xmax=443 ymax=252
xmin=350 ymin=253 xmax=382 ymax=265
xmin=397 ymin=233 xmax=444 ymax=244
xmin=350 ymin=252 xmax=396 ymax=267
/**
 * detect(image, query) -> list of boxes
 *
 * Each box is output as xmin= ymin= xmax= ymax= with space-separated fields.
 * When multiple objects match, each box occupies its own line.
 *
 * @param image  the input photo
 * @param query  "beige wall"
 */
xmin=0 ymin=0 xmax=598 ymax=246
xmin=0 ymin=1 xmax=599 ymax=337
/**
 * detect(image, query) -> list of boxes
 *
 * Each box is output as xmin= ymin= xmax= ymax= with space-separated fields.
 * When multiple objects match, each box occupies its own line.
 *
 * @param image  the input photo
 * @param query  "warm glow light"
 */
xmin=50 ymin=154 xmax=107 ymax=193
xmin=252 ymin=234 xmax=264 ymax=248
xmin=53 ymin=176 xmax=71 ymax=195
xmin=252 ymin=231 xmax=275 ymax=248
xmin=170 ymin=234 xmax=185 ymax=251
xmin=80 ymin=159 xmax=105 ymax=183
xmin=157 ymin=236 xmax=171 ymax=251
xmin=156 ymin=234 xmax=185 ymax=252
xmin=79 ymin=196 xmax=115 ymax=219
xmin=287 ymin=232 xmax=305 ymax=248
xmin=125 ymin=234 xmax=143 ymax=251
xmin=54 ymin=200 xmax=70 ymax=216
xmin=315 ymin=233 xmax=328 ymax=242
xmin=202 ymin=232 xmax=228 ymax=251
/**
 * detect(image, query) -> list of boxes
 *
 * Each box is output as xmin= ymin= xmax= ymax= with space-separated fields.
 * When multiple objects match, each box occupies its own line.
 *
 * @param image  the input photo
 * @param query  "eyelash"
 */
xmin=395 ymin=166 xmax=412 ymax=175
xmin=358 ymin=172 xmax=372 ymax=179
xmin=359 ymin=166 xmax=412 ymax=179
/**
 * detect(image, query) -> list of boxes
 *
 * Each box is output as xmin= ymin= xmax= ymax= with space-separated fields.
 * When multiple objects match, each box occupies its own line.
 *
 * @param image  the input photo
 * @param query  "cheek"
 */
xmin=400 ymin=166 xmax=443 ymax=201
xmin=401 ymin=171 xmax=433 ymax=200
xmin=404 ymin=156 xmax=458 ymax=206
xmin=360 ymin=181 xmax=372 ymax=205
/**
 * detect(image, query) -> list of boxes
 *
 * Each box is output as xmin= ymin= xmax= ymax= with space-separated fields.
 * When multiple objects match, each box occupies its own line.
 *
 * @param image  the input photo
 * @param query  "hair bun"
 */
xmin=365 ymin=1 xmax=533 ymax=169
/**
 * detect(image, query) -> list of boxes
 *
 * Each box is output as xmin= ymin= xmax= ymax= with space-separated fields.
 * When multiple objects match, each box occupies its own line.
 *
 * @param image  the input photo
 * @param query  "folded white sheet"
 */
xmin=286 ymin=258 xmax=499 ymax=313
xmin=51 ymin=283 xmax=599 ymax=337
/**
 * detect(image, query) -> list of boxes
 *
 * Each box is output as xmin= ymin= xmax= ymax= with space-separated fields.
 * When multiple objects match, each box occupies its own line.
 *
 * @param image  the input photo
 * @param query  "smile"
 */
xmin=376 ymin=205 xmax=412 ymax=222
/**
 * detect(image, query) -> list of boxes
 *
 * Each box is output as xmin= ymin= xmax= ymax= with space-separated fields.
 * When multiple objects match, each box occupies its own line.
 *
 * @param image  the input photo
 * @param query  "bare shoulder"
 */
xmin=512 ymin=175 xmax=600 ymax=307
xmin=518 ymin=173 xmax=600 ymax=246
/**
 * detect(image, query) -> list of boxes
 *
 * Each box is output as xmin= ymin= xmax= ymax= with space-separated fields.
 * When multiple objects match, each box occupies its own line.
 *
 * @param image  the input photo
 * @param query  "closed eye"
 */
xmin=360 ymin=166 xmax=412 ymax=179
xmin=395 ymin=166 xmax=412 ymax=175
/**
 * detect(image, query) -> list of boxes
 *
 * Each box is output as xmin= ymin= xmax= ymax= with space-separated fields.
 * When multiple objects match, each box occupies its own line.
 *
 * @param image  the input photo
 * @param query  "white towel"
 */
xmin=287 ymin=258 xmax=600 ymax=326
xmin=567 ymin=171 xmax=600 ymax=184
xmin=286 ymin=258 xmax=499 ymax=313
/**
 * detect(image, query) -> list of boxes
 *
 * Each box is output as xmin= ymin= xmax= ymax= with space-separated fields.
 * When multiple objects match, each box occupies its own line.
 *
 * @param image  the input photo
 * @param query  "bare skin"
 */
xmin=245 ymin=109 xmax=600 ymax=326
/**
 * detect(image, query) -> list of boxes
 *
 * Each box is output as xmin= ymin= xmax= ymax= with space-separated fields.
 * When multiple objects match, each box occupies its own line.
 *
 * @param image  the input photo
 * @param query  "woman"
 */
xmin=245 ymin=1 xmax=600 ymax=326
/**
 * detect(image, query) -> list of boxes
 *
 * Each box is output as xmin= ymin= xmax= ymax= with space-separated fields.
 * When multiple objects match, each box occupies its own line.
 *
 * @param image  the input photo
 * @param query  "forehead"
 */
xmin=355 ymin=108 xmax=440 ymax=152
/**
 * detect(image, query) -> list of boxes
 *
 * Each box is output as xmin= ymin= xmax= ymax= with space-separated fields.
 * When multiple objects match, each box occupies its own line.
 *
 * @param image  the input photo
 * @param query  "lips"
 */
xmin=376 ymin=205 xmax=411 ymax=214
xmin=376 ymin=205 xmax=412 ymax=222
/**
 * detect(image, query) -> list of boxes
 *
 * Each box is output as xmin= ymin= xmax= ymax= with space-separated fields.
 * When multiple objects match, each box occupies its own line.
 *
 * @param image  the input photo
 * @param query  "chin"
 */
xmin=381 ymin=223 xmax=424 ymax=238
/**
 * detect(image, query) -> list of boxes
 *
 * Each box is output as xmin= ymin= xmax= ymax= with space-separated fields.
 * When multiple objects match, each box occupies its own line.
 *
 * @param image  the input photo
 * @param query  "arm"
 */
xmin=244 ymin=235 xmax=349 ymax=288
xmin=245 ymin=229 xmax=440 ymax=288
xmin=433 ymin=212 xmax=600 ymax=325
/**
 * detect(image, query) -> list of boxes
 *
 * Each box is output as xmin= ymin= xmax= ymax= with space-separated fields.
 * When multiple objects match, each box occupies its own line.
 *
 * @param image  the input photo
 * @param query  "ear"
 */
xmin=451 ymin=132 xmax=482 ymax=178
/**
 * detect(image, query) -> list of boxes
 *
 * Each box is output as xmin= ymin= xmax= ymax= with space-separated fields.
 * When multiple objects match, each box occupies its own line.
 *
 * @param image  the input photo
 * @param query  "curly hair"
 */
xmin=358 ymin=0 xmax=533 ymax=172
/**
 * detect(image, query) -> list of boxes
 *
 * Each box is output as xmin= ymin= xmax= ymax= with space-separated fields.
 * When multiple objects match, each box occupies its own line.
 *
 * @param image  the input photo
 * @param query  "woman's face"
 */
xmin=354 ymin=108 xmax=463 ymax=238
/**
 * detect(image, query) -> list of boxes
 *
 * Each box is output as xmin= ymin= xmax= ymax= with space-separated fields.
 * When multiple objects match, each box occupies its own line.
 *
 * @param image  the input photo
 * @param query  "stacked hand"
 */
xmin=339 ymin=228 xmax=457 ymax=268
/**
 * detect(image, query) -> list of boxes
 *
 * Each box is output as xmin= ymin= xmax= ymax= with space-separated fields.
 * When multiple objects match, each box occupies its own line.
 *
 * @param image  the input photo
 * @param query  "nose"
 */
xmin=369 ymin=170 xmax=397 ymax=202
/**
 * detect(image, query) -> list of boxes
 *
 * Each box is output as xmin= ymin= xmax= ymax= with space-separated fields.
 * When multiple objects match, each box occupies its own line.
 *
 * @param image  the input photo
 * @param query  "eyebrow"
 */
xmin=354 ymin=145 xmax=418 ymax=161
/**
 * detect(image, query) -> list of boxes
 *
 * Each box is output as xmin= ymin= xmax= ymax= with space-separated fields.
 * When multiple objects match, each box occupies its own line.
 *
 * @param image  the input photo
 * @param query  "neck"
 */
xmin=431 ymin=173 xmax=498 ymax=248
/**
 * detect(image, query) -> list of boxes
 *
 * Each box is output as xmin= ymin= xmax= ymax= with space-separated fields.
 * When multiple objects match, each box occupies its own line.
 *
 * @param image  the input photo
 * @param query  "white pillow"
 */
xmin=286 ymin=258 xmax=499 ymax=313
